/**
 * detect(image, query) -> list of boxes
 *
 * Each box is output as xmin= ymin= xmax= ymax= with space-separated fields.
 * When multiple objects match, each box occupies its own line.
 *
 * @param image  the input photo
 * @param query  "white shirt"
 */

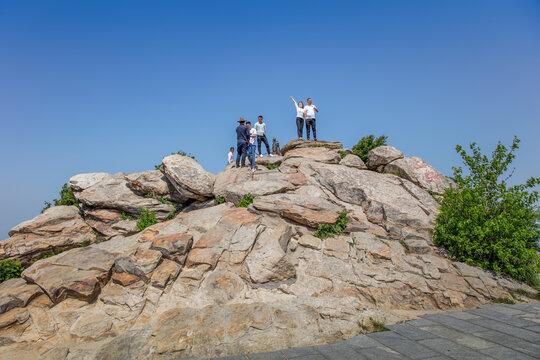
xmin=227 ymin=151 xmax=234 ymax=164
xmin=295 ymin=104 xmax=305 ymax=118
xmin=249 ymin=128 xmax=257 ymax=145
xmin=304 ymin=104 xmax=317 ymax=119
xmin=254 ymin=122 xmax=266 ymax=136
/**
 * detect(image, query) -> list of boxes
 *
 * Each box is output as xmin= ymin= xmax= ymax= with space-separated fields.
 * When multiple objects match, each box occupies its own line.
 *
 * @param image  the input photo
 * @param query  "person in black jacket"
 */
xmin=235 ymin=117 xmax=250 ymax=167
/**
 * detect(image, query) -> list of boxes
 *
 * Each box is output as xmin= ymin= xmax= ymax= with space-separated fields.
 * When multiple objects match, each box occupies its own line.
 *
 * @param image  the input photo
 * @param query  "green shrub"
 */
xmin=158 ymin=197 xmax=171 ymax=205
xmin=307 ymin=144 xmax=323 ymax=148
xmin=237 ymin=193 xmax=254 ymax=208
xmin=121 ymin=211 xmax=134 ymax=221
xmin=265 ymin=164 xmax=280 ymax=170
xmin=433 ymin=136 xmax=540 ymax=285
xmin=215 ymin=197 xmax=226 ymax=205
xmin=145 ymin=193 xmax=154 ymax=198
xmin=351 ymin=135 xmax=388 ymax=164
xmin=166 ymin=206 xmax=177 ymax=220
xmin=42 ymin=183 xmax=78 ymax=212
xmin=0 ymin=259 xmax=24 ymax=282
xmin=337 ymin=150 xmax=347 ymax=159
xmin=314 ymin=211 xmax=349 ymax=239
xmin=40 ymin=250 xmax=61 ymax=259
xmin=136 ymin=208 xmax=157 ymax=230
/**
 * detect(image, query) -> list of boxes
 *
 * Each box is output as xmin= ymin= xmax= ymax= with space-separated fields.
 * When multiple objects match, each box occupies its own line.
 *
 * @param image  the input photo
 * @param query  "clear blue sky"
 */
xmin=1 ymin=0 xmax=539 ymax=237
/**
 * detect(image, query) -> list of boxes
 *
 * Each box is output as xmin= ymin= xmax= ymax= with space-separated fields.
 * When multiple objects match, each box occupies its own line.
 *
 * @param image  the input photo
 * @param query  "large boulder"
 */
xmin=0 ymin=206 xmax=94 ymax=266
xmin=280 ymin=139 xmax=343 ymax=155
xmin=340 ymin=154 xmax=367 ymax=169
xmin=83 ymin=208 xmax=138 ymax=238
xmin=384 ymin=157 xmax=453 ymax=194
xmin=255 ymin=156 xmax=283 ymax=167
xmin=0 ymin=279 xmax=43 ymax=314
xmin=161 ymin=155 xmax=216 ymax=199
xmin=69 ymin=173 xmax=109 ymax=191
xmin=283 ymin=147 xmax=341 ymax=164
xmin=368 ymin=146 xmax=403 ymax=170
xmin=74 ymin=173 xmax=174 ymax=220
xmin=125 ymin=170 xmax=189 ymax=204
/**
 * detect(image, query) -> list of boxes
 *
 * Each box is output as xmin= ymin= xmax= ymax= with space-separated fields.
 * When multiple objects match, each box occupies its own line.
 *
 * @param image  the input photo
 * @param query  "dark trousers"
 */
xmin=257 ymin=134 xmax=271 ymax=155
xmin=306 ymin=118 xmax=317 ymax=140
xmin=236 ymin=141 xmax=248 ymax=167
xmin=296 ymin=117 xmax=304 ymax=138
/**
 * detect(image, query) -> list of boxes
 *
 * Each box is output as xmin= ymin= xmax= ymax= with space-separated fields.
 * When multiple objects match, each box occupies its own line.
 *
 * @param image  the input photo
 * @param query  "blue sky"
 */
xmin=1 ymin=0 xmax=539 ymax=237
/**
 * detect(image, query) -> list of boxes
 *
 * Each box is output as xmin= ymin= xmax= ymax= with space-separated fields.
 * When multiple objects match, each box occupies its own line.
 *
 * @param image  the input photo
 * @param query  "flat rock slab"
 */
xmin=0 ymin=278 xmax=43 ymax=314
xmin=280 ymin=139 xmax=343 ymax=155
xmin=283 ymin=147 xmax=341 ymax=164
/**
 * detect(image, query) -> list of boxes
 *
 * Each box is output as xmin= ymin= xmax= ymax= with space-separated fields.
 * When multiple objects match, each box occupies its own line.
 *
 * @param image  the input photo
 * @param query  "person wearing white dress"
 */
xmin=290 ymin=96 xmax=305 ymax=139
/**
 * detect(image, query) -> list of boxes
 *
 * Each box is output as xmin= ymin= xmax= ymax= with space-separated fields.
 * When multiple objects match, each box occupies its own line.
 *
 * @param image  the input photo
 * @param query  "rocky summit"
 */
xmin=0 ymin=140 xmax=536 ymax=360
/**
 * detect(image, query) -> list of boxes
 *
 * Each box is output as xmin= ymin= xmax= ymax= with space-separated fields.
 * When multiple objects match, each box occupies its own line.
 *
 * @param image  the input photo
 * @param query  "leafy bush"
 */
xmin=433 ymin=136 xmax=540 ymax=285
xmin=145 ymin=193 xmax=154 ymax=198
xmin=351 ymin=135 xmax=388 ymax=164
xmin=337 ymin=150 xmax=347 ymax=159
xmin=42 ymin=183 xmax=78 ymax=212
xmin=166 ymin=206 xmax=177 ymax=220
xmin=314 ymin=211 xmax=349 ymax=239
xmin=121 ymin=211 xmax=134 ymax=221
xmin=158 ymin=197 xmax=171 ymax=205
xmin=0 ymin=259 xmax=24 ymax=282
xmin=215 ymin=197 xmax=226 ymax=205
xmin=237 ymin=193 xmax=254 ymax=208
xmin=136 ymin=208 xmax=157 ymax=230
xmin=265 ymin=164 xmax=280 ymax=170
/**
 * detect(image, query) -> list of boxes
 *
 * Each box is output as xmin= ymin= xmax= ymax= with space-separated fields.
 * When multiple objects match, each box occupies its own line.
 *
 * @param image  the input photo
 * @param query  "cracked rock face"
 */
xmin=1 ymin=139 xmax=536 ymax=359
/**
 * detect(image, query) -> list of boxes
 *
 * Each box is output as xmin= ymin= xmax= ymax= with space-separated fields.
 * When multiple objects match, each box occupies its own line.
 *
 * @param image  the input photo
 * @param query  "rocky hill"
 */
xmin=0 ymin=139 xmax=536 ymax=360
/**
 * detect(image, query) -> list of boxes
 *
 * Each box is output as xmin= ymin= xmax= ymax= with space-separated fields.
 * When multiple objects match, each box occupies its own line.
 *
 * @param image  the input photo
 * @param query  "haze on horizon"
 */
xmin=1 ymin=0 xmax=539 ymax=237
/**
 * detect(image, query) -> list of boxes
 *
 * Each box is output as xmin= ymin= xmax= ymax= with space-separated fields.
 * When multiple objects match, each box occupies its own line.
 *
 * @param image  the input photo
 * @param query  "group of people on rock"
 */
xmin=229 ymin=97 xmax=318 ymax=172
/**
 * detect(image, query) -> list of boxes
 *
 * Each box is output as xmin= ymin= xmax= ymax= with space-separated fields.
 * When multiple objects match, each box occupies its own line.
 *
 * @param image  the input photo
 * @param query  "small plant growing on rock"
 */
xmin=237 ymin=193 xmax=254 ymax=208
xmin=94 ymin=231 xmax=108 ymax=243
xmin=352 ymin=135 xmax=388 ymax=164
xmin=137 ymin=207 xmax=157 ymax=230
xmin=265 ymin=164 xmax=280 ymax=170
xmin=307 ymin=144 xmax=324 ymax=148
xmin=79 ymin=240 xmax=91 ymax=247
xmin=433 ymin=136 xmax=540 ymax=285
xmin=166 ymin=206 xmax=177 ymax=220
xmin=42 ymin=183 xmax=78 ymax=212
xmin=215 ymin=197 xmax=226 ymax=205
xmin=121 ymin=211 xmax=134 ymax=221
xmin=0 ymin=259 xmax=24 ymax=283
xmin=145 ymin=193 xmax=154 ymax=199
xmin=158 ymin=197 xmax=171 ymax=205
xmin=369 ymin=317 xmax=390 ymax=332
xmin=314 ymin=211 xmax=349 ymax=239
xmin=493 ymin=297 xmax=516 ymax=305
xmin=337 ymin=150 xmax=347 ymax=159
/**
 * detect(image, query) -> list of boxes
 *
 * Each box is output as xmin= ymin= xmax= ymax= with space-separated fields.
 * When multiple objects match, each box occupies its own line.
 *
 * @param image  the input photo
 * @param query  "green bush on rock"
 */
xmin=352 ymin=135 xmax=388 ymax=164
xmin=237 ymin=193 xmax=254 ymax=208
xmin=42 ymin=183 xmax=78 ymax=213
xmin=433 ymin=136 xmax=540 ymax=285
xmin=137 ymin=208 xmax=157 ymax=230
xmin=314 ymin=211 xmax=349 ymax=239
xmin=0 ymin=259 xmax=24 ymax=283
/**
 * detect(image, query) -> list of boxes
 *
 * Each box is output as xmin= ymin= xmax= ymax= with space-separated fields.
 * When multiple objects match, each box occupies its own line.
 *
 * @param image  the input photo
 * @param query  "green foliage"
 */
xmin=399 ymin=240 xmax=410 ymax=254
xmin=265 ymin=164 xmax=280 ymax=170
xmin=215 ymin=197 xmax=226 ymax=205
xmin=314 ymin=211 xmax=349 ymax=239
xmin=158 ymin=197 xmax=171 ymax=205
xmin=166 ymin=206 xmax=177 ymax=220
xmin=493 ymin=297 xmax=516 ymax=305
xmin=433 ymin=136 xmax=540 ymax=285
xmin=369 ymin=317 xmax=390 ymax=332
xmin=79 ymin=240 xmax=91 ymax=247
xmin=40 ymin=250 xmax=61 ymax=259
xmin=145 ymin=193 xmax=154 ymax=198
xmin=94 ymin=231 xmax=108 ymax=243
xmin=42 ymin=183 xmax=78 ymax=212
xmin=136 ymin=207 xmax=157 ymax=230
xmin=351 ymin=135 xmax=388 ymax=164
xmin=121 ymin=211 xmax=134 ymax=221
xmin=337 ymin=150 xmax=347 ymax=159
xmin=0 ymin=259 xmax=24 ymax=282
xmin=237 ymin=193 xmax=254 ymax=208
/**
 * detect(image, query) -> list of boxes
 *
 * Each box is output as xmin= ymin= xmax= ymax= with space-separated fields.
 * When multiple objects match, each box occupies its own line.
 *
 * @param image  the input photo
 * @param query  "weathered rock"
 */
xmin=368 ymin=146 xmax=404 ymax=169
xmin=161 ymin=154 xmax=215 ymax=199
xmin=0 ymin=279 xmax=43 ymax=314
xmin=283 ymin=147 xmax=341 ymax=164
xmin=69 ymin=311 xmax=113 ymax=340
xmin=114 ymin=248 xmax=162 ymax=282
xmin=384 ymin=157 xmax=453 ymax=194
xmin=150 ymin=232 xmax=193 ymax=264
xmin=38 ymin=347 xmax=69 ymax=360
xmin=69 ymin=172 xmax=109 ymax=191
xmin=1 ymin=206 xmax=94 ymax=266
xmin=22 ymin=246 xmax=116 ymax=303
xmin=125 ymin=170 xmax=188 ymax=204
xmin=297 ymin=234 xmax=322 ymax=250
xmin=94 ymin=329 xmax=152 ymax=360
xmin=404 ymin=238 xmax=431 ymax=254
xmin=340 ymin=154 xmax=367 ymax=169
xmin=75 ymin=174 xmax=175 ymax=220
xmin=255 ymin=156 xmax=283 ymax=166
xmin=83 ymin=208 xmax=138 ymax=238
xmin=151 ymin=259 xmax=181 ymax=288
xmin=280 ymin=139 xmax=343 ymax=155
xmin=245 ymin=222 xmax=295 ymax=283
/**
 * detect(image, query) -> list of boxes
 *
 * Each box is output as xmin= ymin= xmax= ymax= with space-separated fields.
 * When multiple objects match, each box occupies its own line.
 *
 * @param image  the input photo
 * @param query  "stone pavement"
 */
xmin=204 ymin=302 xmax=540 ymax=360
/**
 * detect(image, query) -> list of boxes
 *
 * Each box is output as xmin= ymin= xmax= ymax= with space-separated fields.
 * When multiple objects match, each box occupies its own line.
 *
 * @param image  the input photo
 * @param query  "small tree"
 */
xmin=352 ymin=135 xmax=388 ymax=164
xmin=433 ymin=136 xmax=540 ymax=284
xmin=42 ymin=183 xmax=78 ymax=212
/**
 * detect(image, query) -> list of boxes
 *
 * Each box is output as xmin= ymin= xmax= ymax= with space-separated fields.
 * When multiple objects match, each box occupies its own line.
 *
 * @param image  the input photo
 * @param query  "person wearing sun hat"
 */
xmin=235 ymin=117 xmax=250 ymax=167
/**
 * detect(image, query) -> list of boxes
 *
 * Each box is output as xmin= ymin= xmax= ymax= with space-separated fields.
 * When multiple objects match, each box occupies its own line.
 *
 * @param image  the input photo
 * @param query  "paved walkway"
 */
xmin=206 ymin=302 xmax=540 ymax=360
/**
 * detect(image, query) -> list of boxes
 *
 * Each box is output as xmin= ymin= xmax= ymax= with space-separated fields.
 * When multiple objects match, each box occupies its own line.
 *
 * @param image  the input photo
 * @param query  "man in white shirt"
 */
xmin=254 ymin=115 xmax=272 ymax=157
xmin=227 ymin=147 xmax=234 ymax=164
xmin=303 ymin=97 xmax=318 ymax=141
xmin=246 ymin=121 xmax=258 ymax=171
